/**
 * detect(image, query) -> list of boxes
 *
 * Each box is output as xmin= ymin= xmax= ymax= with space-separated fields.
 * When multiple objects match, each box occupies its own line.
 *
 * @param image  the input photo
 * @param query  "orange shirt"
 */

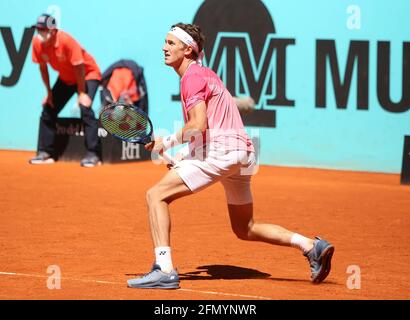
xmin=32 ymin=30 xmax=101 ymax=85
xmin=107 ymin=68 xmax=139 ymax=102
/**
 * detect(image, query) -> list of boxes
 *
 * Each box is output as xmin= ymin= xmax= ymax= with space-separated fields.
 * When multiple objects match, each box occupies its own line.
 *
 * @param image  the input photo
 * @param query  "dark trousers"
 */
xmin=38 ymin=78 xmax=101 ymax=156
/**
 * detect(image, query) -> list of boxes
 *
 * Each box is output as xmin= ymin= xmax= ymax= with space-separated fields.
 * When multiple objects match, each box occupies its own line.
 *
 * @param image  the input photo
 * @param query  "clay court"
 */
xmin=0 ymin=150 xmax=409 ymax=300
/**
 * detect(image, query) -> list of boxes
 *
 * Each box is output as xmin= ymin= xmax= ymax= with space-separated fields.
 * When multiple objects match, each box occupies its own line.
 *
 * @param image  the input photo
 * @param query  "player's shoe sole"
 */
xmin=29 ymin=158 xmax=55 ymax=164
xmin=127 ymin=281 xmax=180 ymax=289
xmin=127 ymin=264 xmax=180 ymax=289
xmin=80 ymin=161 xmax=102 ymax=168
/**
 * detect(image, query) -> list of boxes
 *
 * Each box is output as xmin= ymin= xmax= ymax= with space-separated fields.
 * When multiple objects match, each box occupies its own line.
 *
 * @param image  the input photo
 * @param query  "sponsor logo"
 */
xmin=121 ymin=141 xmax=141 ymax=160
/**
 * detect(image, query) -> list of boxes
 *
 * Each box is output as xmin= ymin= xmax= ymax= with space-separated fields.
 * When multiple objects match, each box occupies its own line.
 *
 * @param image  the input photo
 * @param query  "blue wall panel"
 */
xmin=0 ymin=0 xmax=409 ymax=173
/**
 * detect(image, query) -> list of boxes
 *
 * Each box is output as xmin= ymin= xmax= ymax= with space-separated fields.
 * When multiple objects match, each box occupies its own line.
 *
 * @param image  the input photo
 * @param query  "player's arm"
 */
xmin=146 ymin=102 xmax=207 ymax=153
xmin=73 ymin=63 xmax=86 ymax=94
xmin=73 ymin=64 xmax=91 ymax=107
xmin=173 ymin=102 xmax=207 ymax=161
xmin=180 ymin=101 xmax=207 ymax=142
xmin=39 ymin=63 xmax=51 ymax=92
xmin=66 ymin=33 xmax=92 ymax=107
xmin=147 ymin=74 xmax=208 ymax=153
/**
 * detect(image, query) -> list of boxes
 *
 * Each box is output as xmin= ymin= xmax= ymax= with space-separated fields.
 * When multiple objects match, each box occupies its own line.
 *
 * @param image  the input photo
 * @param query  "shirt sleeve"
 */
xmin=64 ymin=34 xmax=85 ymax=66
xmin=181 ymin=73 xmax=209 ymax=112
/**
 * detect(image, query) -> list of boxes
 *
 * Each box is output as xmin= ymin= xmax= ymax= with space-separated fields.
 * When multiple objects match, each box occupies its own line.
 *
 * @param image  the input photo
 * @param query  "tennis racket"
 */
xmin=99 ymin=102 xmax=175 ymax=165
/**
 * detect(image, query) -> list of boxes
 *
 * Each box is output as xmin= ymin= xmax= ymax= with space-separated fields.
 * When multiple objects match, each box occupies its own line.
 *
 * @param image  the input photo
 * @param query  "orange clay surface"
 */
xmin=0 ymin=150 xmax=409 ymax=300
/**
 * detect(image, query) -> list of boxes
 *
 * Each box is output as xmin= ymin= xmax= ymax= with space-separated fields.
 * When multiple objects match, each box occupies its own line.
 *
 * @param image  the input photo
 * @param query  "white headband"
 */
xmin=168 ymin=26 xmax=204 ymax=66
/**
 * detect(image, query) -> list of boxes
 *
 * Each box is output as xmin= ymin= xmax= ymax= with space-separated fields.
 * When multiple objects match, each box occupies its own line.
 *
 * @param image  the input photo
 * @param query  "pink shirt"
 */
xmin=180 ymin=63 xmax=254 ymax=153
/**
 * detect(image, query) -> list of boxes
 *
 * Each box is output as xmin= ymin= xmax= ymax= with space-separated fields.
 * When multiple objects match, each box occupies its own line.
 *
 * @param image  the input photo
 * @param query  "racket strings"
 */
xmin=100 ymin=106 xmax=152 ymax=141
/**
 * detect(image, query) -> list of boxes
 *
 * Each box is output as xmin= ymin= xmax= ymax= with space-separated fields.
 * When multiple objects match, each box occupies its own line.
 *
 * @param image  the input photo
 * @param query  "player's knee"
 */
xmin=232 ymin=226 xmax=251 ymax=241
xmin=146 ymin=187 xmax=158 ymax=205
xmin=235 ymin=231 xmax=249 ymax=240
xmin=232 ymin=220 xmax=255 ymax=241
xmin=40 ymin=109 xmax=55 ymax=121
xmin=235 ymin=230 xmax=251 ymax=241
xmin=80 ymin=106 xmax=96 ymax=119
xmin=146 ymin=186 xmax=165 ymax=206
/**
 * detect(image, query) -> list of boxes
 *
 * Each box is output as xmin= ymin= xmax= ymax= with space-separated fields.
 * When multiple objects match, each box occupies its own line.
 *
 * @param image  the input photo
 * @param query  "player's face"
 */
xmin=163 ymin=34 xmax=187 ymax=67
xmin=36 ymin=28 xmax=55 ymax=47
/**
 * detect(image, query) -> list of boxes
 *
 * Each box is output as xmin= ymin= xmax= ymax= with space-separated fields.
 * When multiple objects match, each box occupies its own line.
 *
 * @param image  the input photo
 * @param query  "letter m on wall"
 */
xmin=205 ymin=33 xmax=295 ymax=109
xmin=316 ymin=40 xmax=369 ymax=109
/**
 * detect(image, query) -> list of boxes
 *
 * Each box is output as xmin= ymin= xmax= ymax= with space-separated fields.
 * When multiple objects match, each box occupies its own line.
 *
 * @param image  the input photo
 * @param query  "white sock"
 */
xmin=154 ymin=246 xmax=173 ymax=273
xmin=290 ymin=233 xmax=314 ymax=254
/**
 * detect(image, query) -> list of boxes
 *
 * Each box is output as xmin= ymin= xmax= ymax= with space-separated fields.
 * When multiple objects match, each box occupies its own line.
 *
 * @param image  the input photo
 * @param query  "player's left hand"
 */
xmin=145 ymin=137 xmax=165 ymax=153
xmin=78 ymin=92 xmax=92 ymax=107
xmin=151 ymin=137 xmax=165 ymax=155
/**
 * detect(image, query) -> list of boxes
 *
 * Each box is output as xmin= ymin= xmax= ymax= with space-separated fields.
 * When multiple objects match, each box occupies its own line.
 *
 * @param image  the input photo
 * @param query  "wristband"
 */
xmin=162 ymin=133 xmax=180 ymax=151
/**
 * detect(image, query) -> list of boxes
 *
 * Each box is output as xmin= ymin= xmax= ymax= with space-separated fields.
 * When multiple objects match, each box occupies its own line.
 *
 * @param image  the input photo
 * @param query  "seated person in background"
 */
xmin=100 ymin=60 xmax=148 ymax=113
xmin=106 ymin=68 xmax=139 ymax=104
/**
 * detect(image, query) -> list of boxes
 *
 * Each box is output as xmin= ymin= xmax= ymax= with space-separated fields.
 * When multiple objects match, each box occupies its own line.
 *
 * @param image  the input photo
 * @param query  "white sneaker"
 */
xmin=80 ymin=153 xmax=101 ymax=167
xmin=29 ymin=151 xmax=55 ymax=164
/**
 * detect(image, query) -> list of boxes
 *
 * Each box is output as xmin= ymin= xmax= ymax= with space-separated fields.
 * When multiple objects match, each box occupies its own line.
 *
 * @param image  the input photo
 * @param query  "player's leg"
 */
xmin=128 ymin=152 xmax=233 ymax=289
xmin=222 ymin=172 xmax=312 ymax=248
xmin=79 ymin=80 xmax=101 ymax=167
xmin=227 ymin=202 xmax=307 ymax=247
xmin=227 ymin=203 xmax=334 ymax=283
xmin=30 ymin=78 xmax=75 ymax=164
xmin=224 ymin=153 xmax=334 ymax=283
xmin=146 ymin=168 xmax=193 ymax=249
xmin=127 ymin=168 xmax=192 ymax=289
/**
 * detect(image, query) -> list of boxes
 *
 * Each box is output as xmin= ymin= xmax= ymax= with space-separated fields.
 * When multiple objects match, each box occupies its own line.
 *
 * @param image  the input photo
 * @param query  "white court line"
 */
xmin=0 ymin=271 xmax=271 ymax=300
xmin=178 ymin=288 xmax=271 ymax=300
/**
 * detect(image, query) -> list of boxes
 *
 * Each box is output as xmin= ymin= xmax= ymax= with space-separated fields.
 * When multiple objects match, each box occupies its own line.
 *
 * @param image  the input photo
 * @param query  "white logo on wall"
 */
xmin=121 ymin=141 xmax=141 ymax=160
xmin=56 ymin=123 xmax=83 ymax=136
xmin=346 ymin=5 xmax=361 ymax=30
xmin=47 ymin=5 xmax=61 ymax=28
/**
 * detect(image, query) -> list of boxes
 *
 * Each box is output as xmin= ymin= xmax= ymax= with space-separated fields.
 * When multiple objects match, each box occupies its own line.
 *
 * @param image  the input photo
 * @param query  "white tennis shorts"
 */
xmin=173 ymin=149 xmax=257 ymax=205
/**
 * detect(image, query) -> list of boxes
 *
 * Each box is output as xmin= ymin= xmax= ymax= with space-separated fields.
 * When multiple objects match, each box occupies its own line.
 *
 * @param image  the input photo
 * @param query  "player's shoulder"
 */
xmin=191 ymin=63 xmax=211 ymax=74
xmin=57 ymin=30 xmax=70 ymax=40
xmin=56 ymin=30 xmax=79 ymax=46
xmin=183 ymin=64 xmax=210 ymax=80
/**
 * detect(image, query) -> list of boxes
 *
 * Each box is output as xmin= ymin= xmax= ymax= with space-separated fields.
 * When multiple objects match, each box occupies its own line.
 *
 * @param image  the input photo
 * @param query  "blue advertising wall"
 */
xmin=0 ymin=0 xmax=409 ymax=173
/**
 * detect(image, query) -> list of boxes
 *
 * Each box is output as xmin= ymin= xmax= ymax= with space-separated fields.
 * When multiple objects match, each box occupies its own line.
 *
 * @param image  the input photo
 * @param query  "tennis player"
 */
xmin=127 ymin=23 xmax=334 ymax=289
